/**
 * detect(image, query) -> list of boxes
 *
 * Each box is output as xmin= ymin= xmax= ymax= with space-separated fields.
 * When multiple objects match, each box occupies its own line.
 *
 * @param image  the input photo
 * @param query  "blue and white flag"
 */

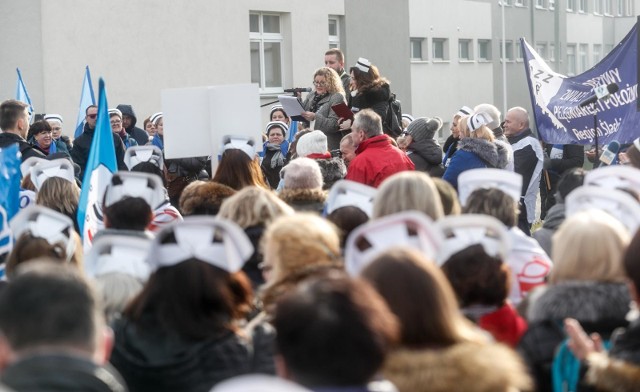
xmin=15 ymin=68 xmax=34 ymax=118
xmin=74 ymin=66 xmax=96 ymax=138
xmin=0 ymin=144 xmax=21 ymax=264
xmin=287 ymin=120 xmax=298 ymax=144
xmin=522 ymin=23 xmax=639 ymax=145
xmin=77 ymin=78 xmax=116 ymax=250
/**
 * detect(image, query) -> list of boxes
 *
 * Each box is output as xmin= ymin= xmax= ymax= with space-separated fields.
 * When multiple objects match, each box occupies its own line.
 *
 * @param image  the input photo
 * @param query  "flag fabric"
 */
xmin=521 ymin=23 xmax=639 ymax=145
xmin=74 ymin=66 xmax=96 ymax=138
xmin=77 ymin=78 xmax=117 ymax=250
xmin=287 ymin=120 xmax=299 ymax=144
xmin=15 ymin=68 xmax=34 ymax=117
xmin=0 ymin=144 xmax=22 ymax=267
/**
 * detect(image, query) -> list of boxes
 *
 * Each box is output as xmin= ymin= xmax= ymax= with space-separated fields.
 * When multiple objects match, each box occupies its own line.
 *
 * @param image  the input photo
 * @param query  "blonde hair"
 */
xmin=314 ymin=67 xmax=345 ymax=96
xmin=550 ymin=210 xmax=630 ymax=284
xmin=36 ymin=177 xmax=80 ymax=217
xmin=458 ymin=115 xmax=495 ymax=142
xmin=261 ymin=213 xmax=342 ymax=308
xmin=373 ymin=171 xmax=444 ymax=220
xmin=217 ymin=186 xmax=294 ymax=228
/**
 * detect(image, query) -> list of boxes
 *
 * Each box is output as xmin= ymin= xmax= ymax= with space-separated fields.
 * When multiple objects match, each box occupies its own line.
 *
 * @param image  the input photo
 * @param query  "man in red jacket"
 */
xmin=345 ymin=109 xmax=414 ymax=188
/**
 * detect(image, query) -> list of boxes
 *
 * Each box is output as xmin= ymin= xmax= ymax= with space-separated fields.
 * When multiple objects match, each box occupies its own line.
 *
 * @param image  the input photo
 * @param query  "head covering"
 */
xmin=584 ymin=165 xmax=640 ymax=196
xmin=150 ymin=112 xmax=163 ymax=125
xmin=124 ymin=145 xmax=164 ymax=170
xmin=467 ymin=112 xmax=492 ymax=132
xmin=355 ymin=57 xmax=371 ymax=73
xmin=435 ymin=214 xmax=511 ymax=265
xmin=43 ymin=114 xmax=63 ymax=124
xmin=265 ymin=121 xmax=288 ymax=138
xmin=221 ymin=135 xmax=256 ymax=160
xmin=296 ymin=130 xmax=328 ymax=157
xmin=147 ymin=217 xmax=254 ymax=273
xmin=456 ymin=106 xmax=474 ymax=118
xmin=565 ymin=186 xmax=640 ymax=234
xmin=406 ymin=117 xmax=443 ymax=140
xmin=269 ymin=105 xmax=288 ymax=120
xmin=103 ymin=171 xmax=166 ymax=210
xmin=85 ymin=235 xmax=152 ymax=281
xmin=108 ymin=108 xmax=123 ymax=119
xmin=30 ymin=159 xmax=76 ymax=190
xmin=212 ymin=375 xmax=311 ymax=392
xmin=458 ymin=168 xmax=522 ymax=206
xmin=325 ymin=180 xmax=377 ymax=217
xmin=402 ymin=114 xmax=415 ymax=124
xmin=282 ymin=157 xmax=323 ymax=190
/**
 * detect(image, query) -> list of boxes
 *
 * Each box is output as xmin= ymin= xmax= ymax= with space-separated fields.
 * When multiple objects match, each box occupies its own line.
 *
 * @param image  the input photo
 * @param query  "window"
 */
xmin=328 ymin=17 xmax=340 ymax=48
xmin=536 ymin=43 xmax=547 ymax=59
xmin=410 ymin=38 xmax=425 ymax=60
xmin=549 ymin=43 xmax=555 ymax=62
xmin=578 ymin=0 xmax=587 ymax=12
xmin=617 ymin=0 xmax=624 ymax=15
xmin=605 ymin=44 xmax=614 ymax=56
xmin=604 ymin=0 xmax=613 ymax=14
xmin=458 ymin=39 xmax=472 ymax=61
xmin=536 ymin=0 xmax=545 ymax=8
xmin=516 ymin=41 xmax=523 ymax=61
xmin=549 ymin=0 xmax=555 ymax=10
xmin=514 ymin=0 xmax=526 ymax=6
xmin=567 ymin=0 xmax=575 ymax=11
xmin=566 ymin=44 xmax=576 ymax=76
xmin=250 ymin=12 xmax=283 ymax=92
xmin=478 ymin=40 xmax=492 ymax=61
xmin=432 ymin=38 xmax=449 ymax=61
xmin=579 ymin=44 xmax=589 ymax=72
xmin=594 ymin=0 xmax=603 ymax=13
xmin=593 ymin=44 xmax=602 ymax=64
xmin=500 ymin=40 xmax=514 ymax=61
xmin=626 ymin=0 xmax=634 ymax=15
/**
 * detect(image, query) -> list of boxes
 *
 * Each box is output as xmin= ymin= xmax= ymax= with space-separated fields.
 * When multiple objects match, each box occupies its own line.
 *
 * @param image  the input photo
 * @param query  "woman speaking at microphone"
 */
xmin=300 ymin=67 xmax=346 ymax=152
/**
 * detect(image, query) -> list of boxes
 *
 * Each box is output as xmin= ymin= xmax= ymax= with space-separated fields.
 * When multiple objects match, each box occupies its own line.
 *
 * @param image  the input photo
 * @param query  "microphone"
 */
xmin=283 ymin=87 xmax=312 ymax=93
xmin=599 ymin=140 xmax=620 ymax=166
xmin=579 ymin=83 xmax=619 ymax=107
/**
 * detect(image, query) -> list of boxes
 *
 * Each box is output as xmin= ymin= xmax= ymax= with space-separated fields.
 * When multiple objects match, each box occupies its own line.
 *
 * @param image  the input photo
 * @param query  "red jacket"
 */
xmin=345 ymin=134 xmax=415 ymax=188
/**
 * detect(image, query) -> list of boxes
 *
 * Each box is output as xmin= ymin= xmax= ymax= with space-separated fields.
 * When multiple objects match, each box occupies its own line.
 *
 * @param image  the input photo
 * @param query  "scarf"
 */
xmin=310 ymin=93 xmax=329 ymax=113
xmin=306 ymin=152 xmax=331 ymax=160
xmin=266 ymin=142 xmax=286 ymax=169
xmin=152 ymin=133 xmax=164 ymax=151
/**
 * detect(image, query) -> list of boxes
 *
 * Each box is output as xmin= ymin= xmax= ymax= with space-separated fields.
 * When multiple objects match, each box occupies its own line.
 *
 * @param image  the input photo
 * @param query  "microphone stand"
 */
xmin=591 ymin=102 xmax=599 ymax=166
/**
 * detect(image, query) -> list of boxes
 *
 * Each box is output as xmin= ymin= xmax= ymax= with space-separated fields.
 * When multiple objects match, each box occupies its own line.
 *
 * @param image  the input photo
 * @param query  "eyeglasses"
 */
xmin=87 ymin=114 xmax=97 ymax=119
xmin=313 ymin=80 xmax=327 ymax=87
xmin=110 ymin=120 xmax=122 ymax=125
xmin=51 ymin=127 xmax=62 ymax=131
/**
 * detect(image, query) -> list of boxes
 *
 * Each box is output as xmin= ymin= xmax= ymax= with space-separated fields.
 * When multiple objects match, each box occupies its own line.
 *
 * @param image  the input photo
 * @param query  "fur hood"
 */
xmin=279 ymin=188 xmax=326 ymax=213
xmin=458 ymin=138 xmax=504 ymax=168
xmin=527 ymin=281 xmax=631 ymax=323
xmin=586 ymin=352 xmax=640 ymax=392
xmin=494 ymin=139 xmax=512 ymax=169
xmin=384 ymin=343 xmax=533 ymax=392
xmin=315 ymin=157 xmax=346 ymax=190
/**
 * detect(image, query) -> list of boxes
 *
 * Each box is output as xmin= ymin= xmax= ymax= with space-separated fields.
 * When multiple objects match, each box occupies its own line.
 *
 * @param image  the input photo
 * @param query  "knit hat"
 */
xmin=456 ymin=106 xmax=474 ymax=117
xmin=296 ymin=130 xmax=328 ymax=157
xmin=282 ymin=158 xmax=323 ymax=190
xmin=269 ymin=105 xmax=288 ymax=120
xmin=108 ymin=108 xmax=123 ymax=119
xmin=150 ymin=112 xmax=163 ymax=125
xmin=474 ymin=103 xmax=501 ymax=129
xmin=402 ymin=114 xmax=415 ymax=124
xmin=406 ymin=117 xmax=443 ymax=140
xmin=355 ymin=57 xmax=371 ymax=73
xmin=43 ymin=114 xmax=63 ymax=124
xmin=265 ymin=121 xmax=288 ymax=138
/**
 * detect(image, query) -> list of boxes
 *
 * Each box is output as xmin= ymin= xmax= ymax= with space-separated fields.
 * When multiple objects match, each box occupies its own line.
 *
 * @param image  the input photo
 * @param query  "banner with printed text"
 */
xmin=521 ymin=23 xmax=639 ymax=145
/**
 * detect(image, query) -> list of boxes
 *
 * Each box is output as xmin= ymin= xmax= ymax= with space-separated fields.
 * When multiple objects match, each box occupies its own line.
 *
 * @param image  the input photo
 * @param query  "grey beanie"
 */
xmin=406 ymin=117 xmax=443 ymax=141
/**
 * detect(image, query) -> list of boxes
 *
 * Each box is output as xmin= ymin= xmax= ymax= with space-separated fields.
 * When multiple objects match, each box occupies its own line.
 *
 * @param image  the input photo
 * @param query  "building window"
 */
xmin=250 ymin=12 xmax=283 ymax=92
xmin=549 ymin=43 xmax=555 ymax=62
xmin=500 ymin=40 xmax=514 ymax=61
xmin=410 ymin=38 xmax=425 ymax=60
xmin=578 ymin=0 xmax=587 ymax=12
xmin=594 ymin=0 xmax=603 ymax=13
xmin=514 ymin=0 xmax=526 ymax=6
xmin=593 ymin=44 xmax=602 ymax=64
xmin=549 ymin=0 xmax=555 ymax=10
xmin=605 ymin=44 xmax=614 ymax=56
xmin=478 ymin=39 xmax=492 ymax=61
xmin=328 ymin=17 xmax=340 ymax=48
xmin=515 ymin=41 xmax=523 ymax=61
xmin=432 ymin=38 xmax=449 ymax=61
xmin=536 ymin=43 xmax=547 ymax=59
xmin=626 ymin=0 xmax=634 ymax=15
xmin=616 ymin=0 xmax=624 ymax=15
xmin=579 ymin=44 xmax=589 ymax=72
xmin=567 ymin=0 xmax=575 ymax=11
xmin=458 ymin=39 xmax=473 ymax=61
xmin=536 ymin=0 xmax=545 ymax=8
xmin=566 ymin=44 xmax=576 ymax=76
xmin=604 ymin=0 xmax=613 ymax=14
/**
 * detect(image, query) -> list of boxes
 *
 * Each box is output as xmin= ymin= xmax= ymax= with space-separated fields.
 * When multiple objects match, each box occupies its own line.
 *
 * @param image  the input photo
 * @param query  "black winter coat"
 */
xmin=70 ymin=123 xmax=127 ymax=179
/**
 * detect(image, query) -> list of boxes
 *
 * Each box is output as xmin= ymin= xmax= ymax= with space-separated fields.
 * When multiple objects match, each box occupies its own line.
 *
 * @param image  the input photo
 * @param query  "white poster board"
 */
xmin=161 ymin=84 xmax=262 ymax=167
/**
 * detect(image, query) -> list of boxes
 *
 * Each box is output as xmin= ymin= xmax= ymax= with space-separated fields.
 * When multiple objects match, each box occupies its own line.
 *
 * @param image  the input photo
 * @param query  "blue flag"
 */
xmin=287 ymin=120 xmax=299 ymax=144
xmin=77 ymin=78 xmax=116 ymax=250
xmin=15 ymin=68 xmax=34 ymax=119
xmin=74 ymin=66 xmax=96 ymax=138
xmin=0 ymin=144 xmax=21 ymax=221
xmin=521 ymin=23 xmax=639 ymax=145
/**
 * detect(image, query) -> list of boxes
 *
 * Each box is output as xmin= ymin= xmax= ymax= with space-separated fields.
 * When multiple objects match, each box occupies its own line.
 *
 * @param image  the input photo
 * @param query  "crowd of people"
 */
xmin=0 ymin=47 xmax=640 ymax=392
